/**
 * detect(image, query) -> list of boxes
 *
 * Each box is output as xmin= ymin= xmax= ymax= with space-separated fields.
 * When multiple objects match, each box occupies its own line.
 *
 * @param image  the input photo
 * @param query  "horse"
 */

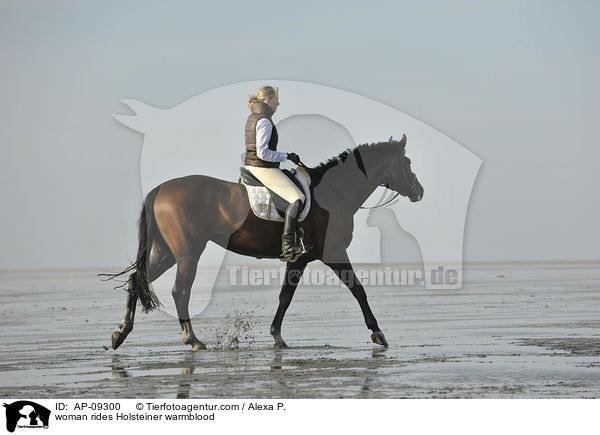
xmin=104 ymin=134 xmax=423 ymax=351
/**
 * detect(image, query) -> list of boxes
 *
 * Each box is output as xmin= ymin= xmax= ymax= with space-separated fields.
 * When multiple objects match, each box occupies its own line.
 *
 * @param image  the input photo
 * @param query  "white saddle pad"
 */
xmin=242 ymin=167 xmax=311 ymax=222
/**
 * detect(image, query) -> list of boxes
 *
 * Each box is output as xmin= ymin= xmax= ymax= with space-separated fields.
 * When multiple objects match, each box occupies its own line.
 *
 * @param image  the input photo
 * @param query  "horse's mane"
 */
xmin=307 ymin=138 xmax=405 ymax=187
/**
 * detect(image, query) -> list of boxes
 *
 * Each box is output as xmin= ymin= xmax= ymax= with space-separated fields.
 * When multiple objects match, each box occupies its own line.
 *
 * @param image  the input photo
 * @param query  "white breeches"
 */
xmin=245 ymin=166 xmax=305 ymax=204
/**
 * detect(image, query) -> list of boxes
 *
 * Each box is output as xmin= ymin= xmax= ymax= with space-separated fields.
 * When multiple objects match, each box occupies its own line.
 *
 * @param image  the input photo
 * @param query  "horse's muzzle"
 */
xmin=408 ymin=178 xmax=424 ymax=202
xmin=409 ymin=192 xmax=423 ymax=202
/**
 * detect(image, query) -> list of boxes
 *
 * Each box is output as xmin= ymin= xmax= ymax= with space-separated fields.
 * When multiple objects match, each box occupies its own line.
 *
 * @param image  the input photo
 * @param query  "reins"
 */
xmin=296 ymin=159 xmax=310 ymax=170
xmin=359 ymin=190 xmax=400 ymax=210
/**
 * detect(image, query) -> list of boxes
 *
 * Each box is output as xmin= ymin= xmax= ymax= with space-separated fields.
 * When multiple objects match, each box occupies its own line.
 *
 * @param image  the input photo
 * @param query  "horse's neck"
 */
xmin=328 ymin=158 xmax=387 ymax=212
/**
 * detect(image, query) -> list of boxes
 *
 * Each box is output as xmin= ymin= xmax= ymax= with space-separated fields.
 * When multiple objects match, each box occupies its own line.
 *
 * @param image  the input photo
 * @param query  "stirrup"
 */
xmin=280 ymin=242 xmax=303 ymax=261
xmin=279 ymin=245 xmax=302 ymax=262
xmin=279 ymin=252 xmax=302 ymax=263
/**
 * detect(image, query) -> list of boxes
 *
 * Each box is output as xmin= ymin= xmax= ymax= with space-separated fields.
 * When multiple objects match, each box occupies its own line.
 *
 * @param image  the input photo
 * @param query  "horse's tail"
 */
xmin=130 ymin=186 xmax=163 ymax=312
xmin=100 ymin=186 xmax=162 ymax=312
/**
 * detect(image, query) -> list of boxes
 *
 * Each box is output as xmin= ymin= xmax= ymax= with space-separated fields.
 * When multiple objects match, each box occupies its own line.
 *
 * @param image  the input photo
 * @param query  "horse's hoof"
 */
xmin=191 ymin=341 xmax=207 ymax=351
xmin=274 ymin=340 xmax=288 ymax=349
xmin=371 ymin=331 xmax=388 ymax=347
xmin=112 ymin=331 xmax=124 ymax=350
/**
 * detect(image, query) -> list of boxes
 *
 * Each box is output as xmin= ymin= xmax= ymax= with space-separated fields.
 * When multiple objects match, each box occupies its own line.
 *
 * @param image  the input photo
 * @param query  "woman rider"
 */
xmin=244 ymin=86 xmax=304 ymax=260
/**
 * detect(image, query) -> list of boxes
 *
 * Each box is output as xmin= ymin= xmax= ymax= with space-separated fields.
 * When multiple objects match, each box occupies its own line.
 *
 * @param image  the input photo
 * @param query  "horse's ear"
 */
xmin=398 ymin=134 xmax=407 ymax=149
xmin=388 ymin=136 xmax=393 ymax=143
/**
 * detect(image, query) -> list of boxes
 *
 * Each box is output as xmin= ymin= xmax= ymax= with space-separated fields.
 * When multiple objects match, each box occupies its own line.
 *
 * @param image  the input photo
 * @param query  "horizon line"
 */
xmin=1 ymin=260 xmax=599 ymax=274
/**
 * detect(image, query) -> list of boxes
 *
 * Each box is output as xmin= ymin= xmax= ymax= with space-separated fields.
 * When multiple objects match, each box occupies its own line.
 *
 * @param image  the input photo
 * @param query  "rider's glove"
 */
xmin=287 ymin=152 xmax=301 ymax=165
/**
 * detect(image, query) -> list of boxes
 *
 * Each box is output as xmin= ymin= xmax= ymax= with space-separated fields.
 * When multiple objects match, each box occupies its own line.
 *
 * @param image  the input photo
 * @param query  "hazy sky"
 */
xmin=0 ymin=0 xmax=598 ymax=269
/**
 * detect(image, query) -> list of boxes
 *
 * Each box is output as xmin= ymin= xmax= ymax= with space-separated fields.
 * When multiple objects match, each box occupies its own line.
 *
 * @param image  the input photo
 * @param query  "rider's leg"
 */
xmin=244 ymin=166 xmax=305 ymax=258
xmin=244 ymin=166 xmax=305 ymax=259
xmin=244 ymin=166 xmax=305 ymax=205
xmin=281 ymin=199 xmax=304 ymax=258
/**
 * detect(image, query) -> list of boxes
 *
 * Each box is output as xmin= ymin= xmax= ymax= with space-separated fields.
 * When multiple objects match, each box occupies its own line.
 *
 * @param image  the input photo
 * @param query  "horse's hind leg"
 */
xmin=112 ymin=291 xmax=137 ymax=350
xmin=172 ymin=249 xmax=206 ymax=351
xmin=112 ymin=243 xmax=175 ymax=350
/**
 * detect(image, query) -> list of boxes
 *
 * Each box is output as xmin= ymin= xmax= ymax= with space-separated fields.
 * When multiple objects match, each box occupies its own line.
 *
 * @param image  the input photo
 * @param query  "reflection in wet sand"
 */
xmin=110 ymin=356 xmax=130 ymax=378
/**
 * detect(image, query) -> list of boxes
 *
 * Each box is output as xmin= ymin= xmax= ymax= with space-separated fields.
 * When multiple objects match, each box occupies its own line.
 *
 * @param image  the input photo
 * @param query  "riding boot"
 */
xmin=281 ymin=200 xmax=304 ymax=260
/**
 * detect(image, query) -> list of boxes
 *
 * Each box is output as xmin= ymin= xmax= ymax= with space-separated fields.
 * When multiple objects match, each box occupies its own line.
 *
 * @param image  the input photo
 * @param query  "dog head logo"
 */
xmin=3 ymin=401 xmax=50 ymax=432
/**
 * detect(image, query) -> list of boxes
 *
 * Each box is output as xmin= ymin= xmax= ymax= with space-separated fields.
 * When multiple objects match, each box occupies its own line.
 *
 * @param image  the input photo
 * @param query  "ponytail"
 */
xmin=248 ymin=86 xmax=279 ymax=111
xmin=248 ymin=94 xmax=261 ymax=111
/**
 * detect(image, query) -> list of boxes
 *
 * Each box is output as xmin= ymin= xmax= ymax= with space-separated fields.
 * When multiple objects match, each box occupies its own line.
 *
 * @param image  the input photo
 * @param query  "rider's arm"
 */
xmin=255 ymin=118 xmax=289 ymax=162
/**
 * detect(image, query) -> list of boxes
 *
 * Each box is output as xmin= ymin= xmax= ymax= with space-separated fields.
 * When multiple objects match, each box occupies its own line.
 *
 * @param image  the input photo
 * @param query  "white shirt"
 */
xmin=255 ymin=118 xmax=288 ymax=162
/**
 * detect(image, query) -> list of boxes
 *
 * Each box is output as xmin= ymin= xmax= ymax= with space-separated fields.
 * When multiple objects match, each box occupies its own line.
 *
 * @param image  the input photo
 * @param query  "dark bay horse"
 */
xmin=106 ymin=135 xmax=423 ymax=351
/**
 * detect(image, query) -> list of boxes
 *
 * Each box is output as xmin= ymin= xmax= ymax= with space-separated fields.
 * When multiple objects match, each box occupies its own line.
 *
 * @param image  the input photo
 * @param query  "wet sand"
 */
xmin=1 ymin=263 xmax=599 ymax=398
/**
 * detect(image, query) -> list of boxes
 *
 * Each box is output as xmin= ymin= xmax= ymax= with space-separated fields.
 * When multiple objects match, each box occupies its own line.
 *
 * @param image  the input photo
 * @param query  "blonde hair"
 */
xmin=248 ymin=86 xmax=279 ymax=111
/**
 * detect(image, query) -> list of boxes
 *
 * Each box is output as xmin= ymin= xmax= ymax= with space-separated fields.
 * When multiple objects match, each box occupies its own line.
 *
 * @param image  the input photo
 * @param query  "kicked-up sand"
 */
xmin=0 ymin=263 xmax=599 ymax=398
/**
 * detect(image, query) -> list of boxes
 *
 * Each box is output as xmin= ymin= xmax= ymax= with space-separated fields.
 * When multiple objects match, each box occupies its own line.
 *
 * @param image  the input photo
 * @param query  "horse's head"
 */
xmin=381 ymin=135 xmax=424 ymax=202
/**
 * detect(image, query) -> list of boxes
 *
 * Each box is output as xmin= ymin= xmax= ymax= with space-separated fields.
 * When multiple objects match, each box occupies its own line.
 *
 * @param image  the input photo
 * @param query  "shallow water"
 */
xmin=1 ymin=263 xmax=599 ymax=398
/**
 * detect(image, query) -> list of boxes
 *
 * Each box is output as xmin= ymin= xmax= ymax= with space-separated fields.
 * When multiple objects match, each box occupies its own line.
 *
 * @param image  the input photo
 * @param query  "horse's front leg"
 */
xmin=172 ymin=253 xmax=206 ymax=351
xmin=324 ymin=253 xmax=388 ymax=347
xmin=270 ymin=258 xmax=309 ymax=348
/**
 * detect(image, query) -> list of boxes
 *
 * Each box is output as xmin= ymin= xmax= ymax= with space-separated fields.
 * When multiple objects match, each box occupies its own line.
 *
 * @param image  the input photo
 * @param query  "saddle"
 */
xmin=239 ymin=167 xmax=312 ymax=222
